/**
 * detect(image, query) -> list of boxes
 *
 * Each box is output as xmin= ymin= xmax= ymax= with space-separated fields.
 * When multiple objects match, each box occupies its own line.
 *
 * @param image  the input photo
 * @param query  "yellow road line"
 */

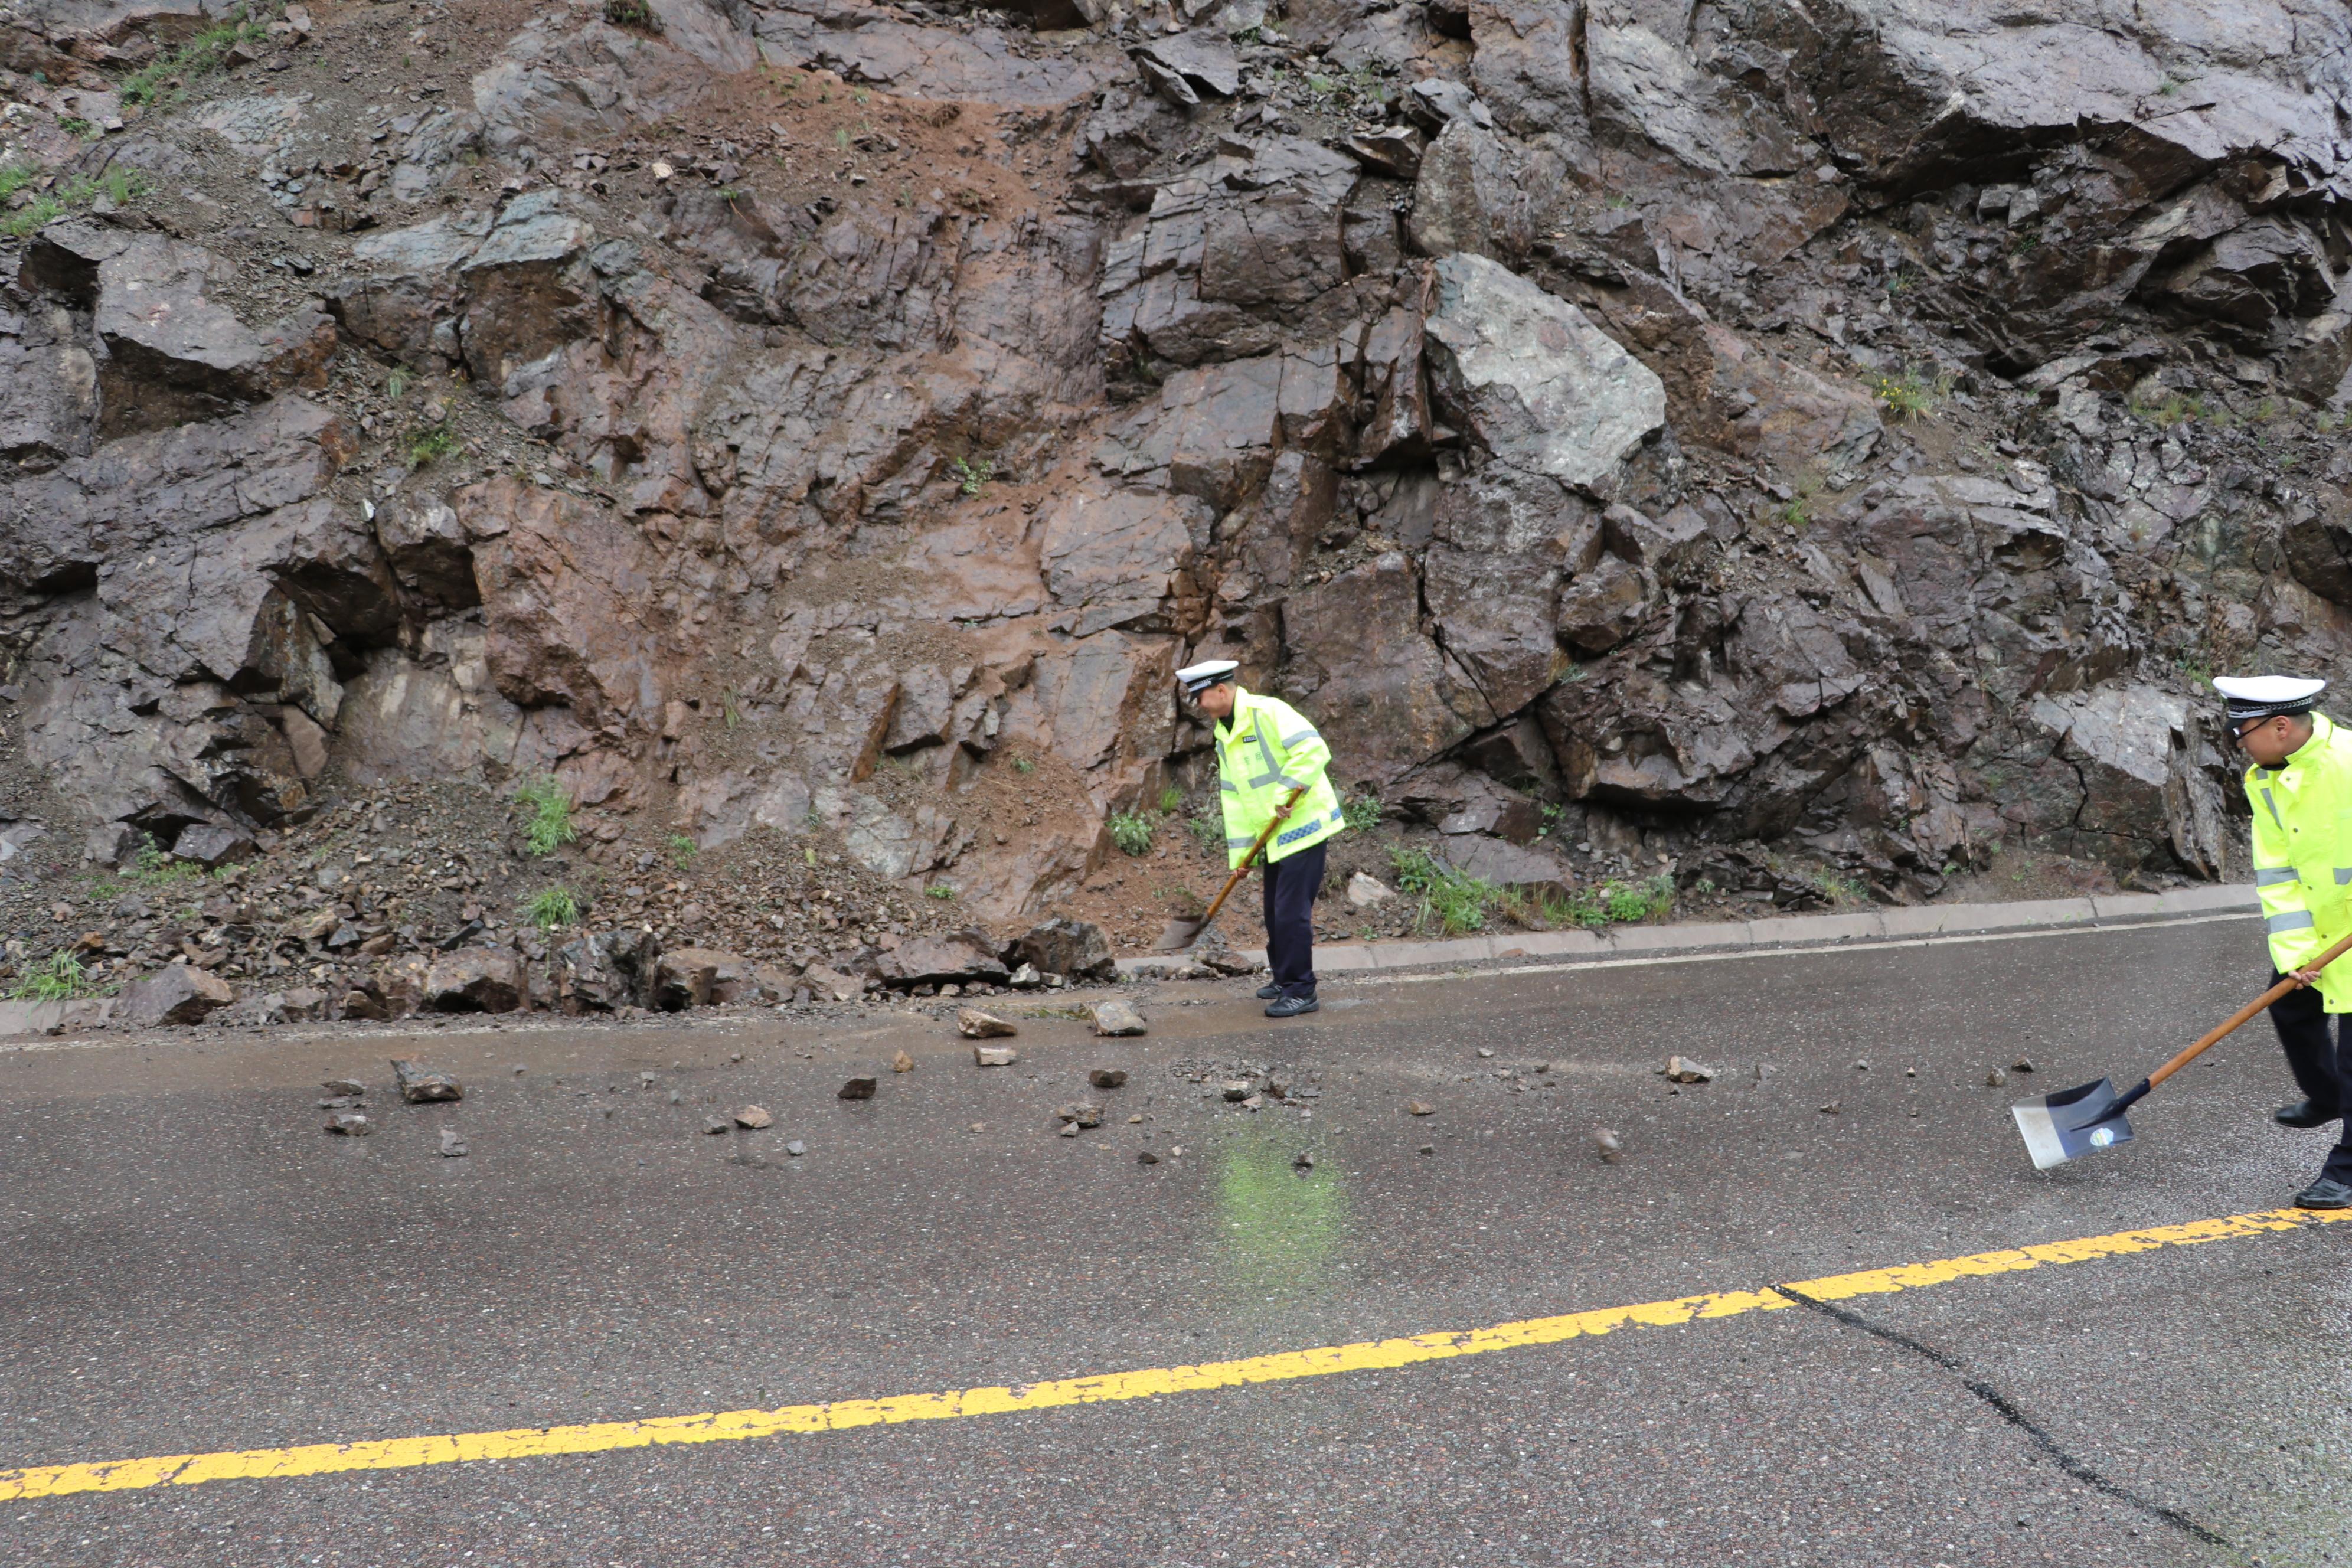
xmin=6 ymin=1206 xmax=2343 ymax=1501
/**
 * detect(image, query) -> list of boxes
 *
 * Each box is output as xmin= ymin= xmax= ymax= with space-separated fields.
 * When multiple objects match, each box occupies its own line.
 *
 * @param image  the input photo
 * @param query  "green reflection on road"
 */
xmin=1213 ymin=1121 xmax=1348 ymax=1299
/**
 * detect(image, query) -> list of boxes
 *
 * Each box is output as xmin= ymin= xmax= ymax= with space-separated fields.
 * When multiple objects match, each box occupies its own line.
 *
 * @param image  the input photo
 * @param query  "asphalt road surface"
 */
xmin=5 ymin=914 xmax=2350 ymax=1567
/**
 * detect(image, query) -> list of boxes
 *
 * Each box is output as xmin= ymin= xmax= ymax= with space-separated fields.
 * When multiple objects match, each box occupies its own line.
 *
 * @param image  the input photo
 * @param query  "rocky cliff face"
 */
xmin=5 ymin=0 xmax=2352 ymax=940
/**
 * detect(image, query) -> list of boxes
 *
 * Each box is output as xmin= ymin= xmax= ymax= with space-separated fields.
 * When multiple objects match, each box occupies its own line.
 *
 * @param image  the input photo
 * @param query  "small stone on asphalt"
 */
xmin=324 ymin=1112 xmax=373 ymax=1136
xmin=785 ymin=1140 xmax=806 ymax=1157
xmin=1090 ymin=999 xmax=1147 ymax=1037
xmin=892 ymin=1050 xmax=914 ymax=1073
xmin=734 ymin=1105 xmax=773 ymax=1129
xmin=1592 ymin=1127 xmax=1623 ymax=1162
xmin=391 ymin=1059 xmax=463 ymax=1103
xmin=1406 ymin=1100 xmax=1435 ymax=1116
xmin=839 ymin=1077 xmax=877 ymax=1100
xmin=322 ymin=1078 xmax=365 ymax=1096
xmin=957 ymin=1008 xmax=1017 ymax=1038
xmin=437 ymin=1127 xmax=468 ymax=1158
xmin=703 ymin=1117 xmax=730 ymax=1134
xmin=1987 ymin=1068 xmax=2008 ymax=1087
xmin=1089 ymin=1068 xmax=1128 ymax=1089
xmin=973 ymin=1045 xmax=1017 ymax=1067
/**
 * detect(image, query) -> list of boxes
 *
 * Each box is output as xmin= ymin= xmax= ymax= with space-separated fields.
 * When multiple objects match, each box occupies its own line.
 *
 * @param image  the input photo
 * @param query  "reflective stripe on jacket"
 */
xmin=1214 ymin=688 xmax=1342 ymax=868
xmin=2247 ymin=711 xmax=2352 ymax=1012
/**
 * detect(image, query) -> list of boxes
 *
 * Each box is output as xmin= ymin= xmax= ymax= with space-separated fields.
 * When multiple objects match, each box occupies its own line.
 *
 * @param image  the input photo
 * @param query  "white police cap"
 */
xmin=1175 ymin=658 xmax=1240 ymax=695
xmin=2214 ymin=675 xmax=2327 ymax=723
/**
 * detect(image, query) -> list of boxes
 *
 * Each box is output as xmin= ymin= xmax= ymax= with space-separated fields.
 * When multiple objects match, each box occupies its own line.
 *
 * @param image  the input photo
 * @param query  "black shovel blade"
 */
xmin=2011 ymin=1077 xmax=2135 ymax=1170
xmin=1152 ymin=916 xmax=1207 ymax=952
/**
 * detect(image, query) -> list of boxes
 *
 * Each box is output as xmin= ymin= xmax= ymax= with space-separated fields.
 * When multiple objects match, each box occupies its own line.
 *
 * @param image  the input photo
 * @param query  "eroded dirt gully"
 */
xmin=1 ymin=0 xmax=2346 ymax=1035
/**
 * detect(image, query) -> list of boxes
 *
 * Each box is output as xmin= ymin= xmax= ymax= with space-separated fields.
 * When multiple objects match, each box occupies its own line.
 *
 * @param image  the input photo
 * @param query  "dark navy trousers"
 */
xmin=1262 ymin=842 xmax=1327 ymax=999
xmin=2268 ymin=972 xmax=2352 ymax=1183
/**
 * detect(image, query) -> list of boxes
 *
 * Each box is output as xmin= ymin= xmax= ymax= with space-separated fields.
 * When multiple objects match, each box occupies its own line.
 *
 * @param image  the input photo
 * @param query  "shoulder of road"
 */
xmin=1117 ymin=883 xmax=2260 ymax=979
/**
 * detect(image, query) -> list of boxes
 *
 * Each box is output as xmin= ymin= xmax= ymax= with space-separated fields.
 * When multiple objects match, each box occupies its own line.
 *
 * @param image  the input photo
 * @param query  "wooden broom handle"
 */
xmin=1193 ymin=788 xmax=1308 ymax=929
xmin=2146 ymin=928 xmax=2352 ymax=1090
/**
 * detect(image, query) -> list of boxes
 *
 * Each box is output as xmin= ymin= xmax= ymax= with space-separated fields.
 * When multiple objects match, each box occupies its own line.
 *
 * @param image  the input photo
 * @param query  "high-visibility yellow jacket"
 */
xmin=1214 ymin=687 xmax=1342 ymax=868
xmin=2247 ymin=711 xmax=2352 ymax=1011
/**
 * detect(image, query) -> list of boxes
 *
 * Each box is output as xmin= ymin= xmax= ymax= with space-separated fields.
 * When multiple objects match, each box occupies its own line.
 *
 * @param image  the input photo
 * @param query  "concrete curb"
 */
xmin=1115 ymin=883 xmax=2259 ymax=979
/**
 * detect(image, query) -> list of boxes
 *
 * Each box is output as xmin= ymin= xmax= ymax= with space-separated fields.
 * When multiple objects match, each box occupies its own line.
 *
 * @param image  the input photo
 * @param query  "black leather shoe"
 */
xmin=2295 ymin=1178 xmax=2352 ymax=1209
xmin=2276 ymin=1100 xmax=2340 ymax=1129
xmin=1256 ymin=983 xmax=1282 ymax=999
xmin=1264 ymin=994 xmax=1319 ymax=1018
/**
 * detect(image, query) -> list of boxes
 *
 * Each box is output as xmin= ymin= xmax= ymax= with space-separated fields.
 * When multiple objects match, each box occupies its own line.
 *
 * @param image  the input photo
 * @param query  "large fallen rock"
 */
xmin=0 ymin=997 xmax=115 ymax=1038
xmin=116 ymin=962 xmax=233 ymax=1026
xmin=423 ymin=948 xmax=524 ymax=1012
xmin=1003 ymin=917 xmax=1115 ymax=982
xmin=655 ymin=946 xmax=742 ymax=1010
xmin=878 ymin=931 xmax=1011 ymax=989
xmin=555 ymin=928 xmax=660 ymax=1011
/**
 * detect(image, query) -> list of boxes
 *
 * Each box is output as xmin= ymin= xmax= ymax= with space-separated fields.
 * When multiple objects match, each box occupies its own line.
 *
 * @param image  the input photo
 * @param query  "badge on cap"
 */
xmin=1176 ymin=659 xmax=1240 ymax=695
xmin=2214 ymin=675 xmax=2327 ymax=723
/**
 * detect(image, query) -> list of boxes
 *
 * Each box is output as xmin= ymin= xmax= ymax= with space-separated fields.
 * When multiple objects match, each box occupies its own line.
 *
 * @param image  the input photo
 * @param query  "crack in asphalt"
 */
xmin=1771 ymin=1283 xmax=2232 ymax=1550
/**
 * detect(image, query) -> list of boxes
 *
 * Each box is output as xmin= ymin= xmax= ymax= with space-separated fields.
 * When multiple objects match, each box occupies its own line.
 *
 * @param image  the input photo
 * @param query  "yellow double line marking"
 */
xmin=6 ymin=1206 xmax=2343 ymax=1501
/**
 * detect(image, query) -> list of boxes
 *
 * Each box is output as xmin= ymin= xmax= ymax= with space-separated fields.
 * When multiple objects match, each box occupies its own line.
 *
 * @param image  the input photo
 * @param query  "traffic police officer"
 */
xmin=1177 ymin=659 xmax=1342 ymax=1017
xmin=2222 ymin=674 xmax=2352 ymax=1208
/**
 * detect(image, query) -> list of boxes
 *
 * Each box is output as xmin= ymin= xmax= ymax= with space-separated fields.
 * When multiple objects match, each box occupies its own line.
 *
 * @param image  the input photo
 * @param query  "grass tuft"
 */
xmin=406 ymin=423 xmax=458 ymax=469
xmin=512 ymin=776 xmax=579 ymax=857
xmin=1564 ymin=874 xmax=1676 ymax=929
xmin=123 ymin=842 xmax=209 ymax=887
xmin=7 ymin=950 xmax=99 ymax=1002
xmin=1341 ymin=793 xmax=1383 ymax=832
xmin=1388 ymin=845 xmax=1500 ymax=936
xmin=522 ymin=885 xmax=580 ymax=932
xmin=120 ymin=10 xmax=274 ymax=109
xmin=1 ymin=165 xmax=149 ymax=239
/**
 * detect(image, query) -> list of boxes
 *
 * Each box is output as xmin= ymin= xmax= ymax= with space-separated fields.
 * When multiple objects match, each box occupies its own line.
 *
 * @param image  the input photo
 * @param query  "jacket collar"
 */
xmin=1216 ymin=685 xmax=1256 ymax=736
xmin=2261 ymin=712 xmax=2334 ymax=778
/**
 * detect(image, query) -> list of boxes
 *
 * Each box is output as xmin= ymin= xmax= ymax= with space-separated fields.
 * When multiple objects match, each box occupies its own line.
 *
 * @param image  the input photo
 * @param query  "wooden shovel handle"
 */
xmin=1194 ymin=788 xmax=1308 ymax=929
xmin=2147 ymin=927 xmax=2352 ymax=1090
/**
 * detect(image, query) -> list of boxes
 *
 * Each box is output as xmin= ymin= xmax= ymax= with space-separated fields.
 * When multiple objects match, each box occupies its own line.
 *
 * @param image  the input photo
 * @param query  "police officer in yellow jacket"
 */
xmin=1177 ymin=659 xmax=1342 ymax=1017
xmin=2222 ymin=674 xmax=2352 ymax=1208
